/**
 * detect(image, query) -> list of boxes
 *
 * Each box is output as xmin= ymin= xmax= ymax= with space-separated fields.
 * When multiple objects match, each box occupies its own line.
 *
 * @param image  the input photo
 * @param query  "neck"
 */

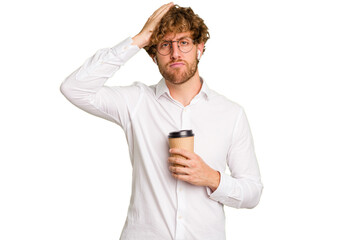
xmin=165 ymin=70 xmax=202 ymax=107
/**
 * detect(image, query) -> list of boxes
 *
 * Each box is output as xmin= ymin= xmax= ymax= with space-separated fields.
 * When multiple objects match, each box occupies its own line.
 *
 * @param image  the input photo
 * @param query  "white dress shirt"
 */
xmin=60 ymin=37 xmax=263 ymax=240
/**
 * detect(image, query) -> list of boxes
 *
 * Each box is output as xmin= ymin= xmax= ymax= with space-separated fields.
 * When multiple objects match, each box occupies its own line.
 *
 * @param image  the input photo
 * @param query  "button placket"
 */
xmin=175 ymin=106 xmax=192 ymax=239
xmin=181 ymin=107 xmax=191 ymax=130
xmin=175 ymin=180 xmax=186 ymax=240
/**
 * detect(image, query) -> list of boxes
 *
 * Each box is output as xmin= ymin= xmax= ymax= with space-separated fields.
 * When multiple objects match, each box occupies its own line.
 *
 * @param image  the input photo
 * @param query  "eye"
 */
xmin=160 ymin=42 xmax=170 ymax=48
xmin=180 ymin=40 xmax=190 ymax=46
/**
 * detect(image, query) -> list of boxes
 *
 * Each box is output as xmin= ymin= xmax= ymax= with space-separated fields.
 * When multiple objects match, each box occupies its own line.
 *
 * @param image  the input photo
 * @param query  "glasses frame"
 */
xmin=156 ymin=37 xmax=195 ymax=56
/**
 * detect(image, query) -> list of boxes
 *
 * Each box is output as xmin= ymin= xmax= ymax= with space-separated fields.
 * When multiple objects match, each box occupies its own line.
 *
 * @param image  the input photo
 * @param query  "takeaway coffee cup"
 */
xmin=168 ymin=130 xmax=194 ymax=168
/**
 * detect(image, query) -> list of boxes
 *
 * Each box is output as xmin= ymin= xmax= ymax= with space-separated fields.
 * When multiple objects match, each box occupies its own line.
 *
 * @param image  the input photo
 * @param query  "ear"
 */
xmin=196 ymin=42 xmax=205 ymax=59
xmin=152 ymin=55 xmax=157 ymax=64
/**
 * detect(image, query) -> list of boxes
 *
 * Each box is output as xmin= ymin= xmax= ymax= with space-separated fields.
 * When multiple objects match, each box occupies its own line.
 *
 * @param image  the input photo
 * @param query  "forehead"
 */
xmin=162 ymin=31 xmax=192 ymax=41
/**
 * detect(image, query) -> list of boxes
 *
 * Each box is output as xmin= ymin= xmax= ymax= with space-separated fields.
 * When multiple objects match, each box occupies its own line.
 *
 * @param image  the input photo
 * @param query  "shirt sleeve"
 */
xmin=208 ymin=108 xmax=263 ymax=209
xmin=60 ymin=37 xmax=141 ymax=129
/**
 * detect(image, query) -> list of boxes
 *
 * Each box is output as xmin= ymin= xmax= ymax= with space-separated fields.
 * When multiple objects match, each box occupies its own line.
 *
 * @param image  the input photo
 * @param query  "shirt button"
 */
xmin=178 ymin=216 xmax=182 ymax=219
xmin=179 ymin=188 xmax=183 ymax=192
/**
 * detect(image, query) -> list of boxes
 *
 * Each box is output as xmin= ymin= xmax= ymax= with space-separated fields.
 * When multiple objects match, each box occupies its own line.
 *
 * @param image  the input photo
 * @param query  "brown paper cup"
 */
xmin=168 ymin=130 xmax=194 ymax=168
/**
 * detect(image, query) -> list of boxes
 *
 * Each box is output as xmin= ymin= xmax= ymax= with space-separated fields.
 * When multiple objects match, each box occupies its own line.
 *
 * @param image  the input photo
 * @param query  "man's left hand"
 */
xmin=168 ymin=148 xmax=220 ymax=192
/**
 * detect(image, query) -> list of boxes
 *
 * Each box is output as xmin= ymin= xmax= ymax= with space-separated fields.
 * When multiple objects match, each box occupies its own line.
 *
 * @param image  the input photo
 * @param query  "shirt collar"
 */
xmin=155 ymin=78 xmax=213 ymax=100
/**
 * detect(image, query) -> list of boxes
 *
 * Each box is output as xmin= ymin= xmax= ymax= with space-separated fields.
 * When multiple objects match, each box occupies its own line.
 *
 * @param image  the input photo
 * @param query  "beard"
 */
xmin=158 ymin=58 xmax=198 ymax=85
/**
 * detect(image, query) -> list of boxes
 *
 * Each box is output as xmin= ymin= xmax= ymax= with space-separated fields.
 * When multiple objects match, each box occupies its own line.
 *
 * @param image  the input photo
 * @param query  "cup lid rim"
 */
xmin=168 ymin=130 xmax=194 ymax=138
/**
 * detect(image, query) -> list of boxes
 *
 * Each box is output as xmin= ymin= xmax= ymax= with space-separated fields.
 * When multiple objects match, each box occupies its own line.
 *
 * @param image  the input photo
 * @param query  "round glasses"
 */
xmin=156 ymin=37 xmax=195 ymax=56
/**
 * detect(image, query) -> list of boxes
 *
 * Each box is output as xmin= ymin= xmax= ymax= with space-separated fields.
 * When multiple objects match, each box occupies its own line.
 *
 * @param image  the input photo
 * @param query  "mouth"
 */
xmin=169 ymin=62 xmax=185 ymax=68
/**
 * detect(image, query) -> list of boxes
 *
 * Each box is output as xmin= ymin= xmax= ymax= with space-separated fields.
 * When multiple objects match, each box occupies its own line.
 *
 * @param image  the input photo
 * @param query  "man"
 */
xmin=61 ymin=3 xmax=263 ymax=240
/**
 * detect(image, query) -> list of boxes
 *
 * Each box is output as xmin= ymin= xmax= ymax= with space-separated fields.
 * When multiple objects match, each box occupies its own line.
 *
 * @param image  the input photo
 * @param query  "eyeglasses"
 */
xmin=156 ymin=37 xmax=195 ymax=56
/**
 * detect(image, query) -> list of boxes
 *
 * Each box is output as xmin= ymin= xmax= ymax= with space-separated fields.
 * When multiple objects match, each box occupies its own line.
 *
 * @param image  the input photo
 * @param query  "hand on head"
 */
xmin=132 ymin=2 xmax=174 ymax=49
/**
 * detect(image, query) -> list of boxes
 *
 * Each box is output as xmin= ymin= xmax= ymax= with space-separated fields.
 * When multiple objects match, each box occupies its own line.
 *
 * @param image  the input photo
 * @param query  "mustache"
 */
xmin=167 ymin=60 xmax=187 ymax=66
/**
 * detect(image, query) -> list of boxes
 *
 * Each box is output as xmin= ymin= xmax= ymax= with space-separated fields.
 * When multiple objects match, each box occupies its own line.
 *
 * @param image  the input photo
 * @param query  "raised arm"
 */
xmin=60 ymin=38 xmax=140 ymax=128
xmin=60 ymin=3 xmax=174 ymax=128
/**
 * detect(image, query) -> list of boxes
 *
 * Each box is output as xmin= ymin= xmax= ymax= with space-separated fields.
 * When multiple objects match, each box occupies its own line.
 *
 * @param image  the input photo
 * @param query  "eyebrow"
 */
xmin=162 ymin=36 xmax=191 ymax=42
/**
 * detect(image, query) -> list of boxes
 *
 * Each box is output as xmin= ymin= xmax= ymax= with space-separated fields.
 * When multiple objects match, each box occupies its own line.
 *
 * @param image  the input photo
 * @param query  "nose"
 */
xmin=170 ymin=41 xmax=181 ymax=60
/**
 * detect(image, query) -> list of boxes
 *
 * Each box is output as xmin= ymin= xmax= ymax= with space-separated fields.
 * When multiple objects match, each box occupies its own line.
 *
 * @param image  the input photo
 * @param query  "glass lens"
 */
xmin=179 ymin=38 xmax=193 ymax=53
xmin=158 ymin=41 xmax=171 ymax=55
xmin=157 ymin=38 xmax=194 ymax=55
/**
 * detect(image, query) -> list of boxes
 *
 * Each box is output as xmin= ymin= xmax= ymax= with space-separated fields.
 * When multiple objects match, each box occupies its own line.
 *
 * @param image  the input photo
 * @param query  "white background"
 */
xmin=1 ymin=0 xmax=359 ymax=239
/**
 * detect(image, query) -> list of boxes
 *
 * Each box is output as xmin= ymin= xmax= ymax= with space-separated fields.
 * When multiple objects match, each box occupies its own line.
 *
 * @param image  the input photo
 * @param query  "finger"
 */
xmin=152 ymin=3 xmax=173 ymax=24
xmin=151 ymin=6 xmax=167 ymax=19
xmin=157 ymin=2 xmax=174 ymax=15
xmin=169 ymin=165 xmax=189 ymax=175
xmin=172 ymin=173 xmax=191 ymax=182
xmin=169 ymin=148 xmax=194 ymax=159
xmin=168 ymin=157 xmax=190 ymax=167
xmin=144 ymin=3 xmax=173 ymax=33
xmin=152 ymin=2 xmax=173 ymax=19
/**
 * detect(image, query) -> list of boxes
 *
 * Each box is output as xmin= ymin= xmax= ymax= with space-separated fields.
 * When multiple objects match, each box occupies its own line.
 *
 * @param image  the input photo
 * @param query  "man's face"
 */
xmin=155 ymin=32 xmax=203 ymax=85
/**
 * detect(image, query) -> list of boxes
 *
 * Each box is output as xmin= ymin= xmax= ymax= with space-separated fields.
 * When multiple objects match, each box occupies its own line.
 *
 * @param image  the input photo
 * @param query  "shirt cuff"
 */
xmin=110 ymin=37 xmax=140 ymax=64
xmin=206 ymin=171 xmax=243 ymax=203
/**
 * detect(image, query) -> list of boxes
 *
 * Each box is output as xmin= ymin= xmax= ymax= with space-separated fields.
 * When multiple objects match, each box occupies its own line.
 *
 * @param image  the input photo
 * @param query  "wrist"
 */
xmin=132 ymin=33 xmax=151 ymax=49
xmin=209 ymin=170 xmax=220 ymax=192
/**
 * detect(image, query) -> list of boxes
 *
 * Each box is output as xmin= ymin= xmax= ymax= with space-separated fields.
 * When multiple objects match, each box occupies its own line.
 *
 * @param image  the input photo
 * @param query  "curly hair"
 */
xmin=145 ymin=5 xmax=210 ymax=57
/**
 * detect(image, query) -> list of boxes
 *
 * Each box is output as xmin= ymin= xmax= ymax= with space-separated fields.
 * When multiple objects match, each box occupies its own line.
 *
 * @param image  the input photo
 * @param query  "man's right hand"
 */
xmin=132 ymin=2 xmax=174 ymax=49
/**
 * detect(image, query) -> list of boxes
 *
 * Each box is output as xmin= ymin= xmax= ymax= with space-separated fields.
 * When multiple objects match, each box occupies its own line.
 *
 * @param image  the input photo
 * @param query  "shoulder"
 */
xmin=110 ymin=81 xmax=159 ymax=99
xmin=208 ymin=88 xmax=245 ymax=115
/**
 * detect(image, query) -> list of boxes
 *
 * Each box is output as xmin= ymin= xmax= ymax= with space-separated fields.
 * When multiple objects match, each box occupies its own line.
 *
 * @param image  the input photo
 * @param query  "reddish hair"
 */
xmin=145 ymin=5 xmax=210 ymax=57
